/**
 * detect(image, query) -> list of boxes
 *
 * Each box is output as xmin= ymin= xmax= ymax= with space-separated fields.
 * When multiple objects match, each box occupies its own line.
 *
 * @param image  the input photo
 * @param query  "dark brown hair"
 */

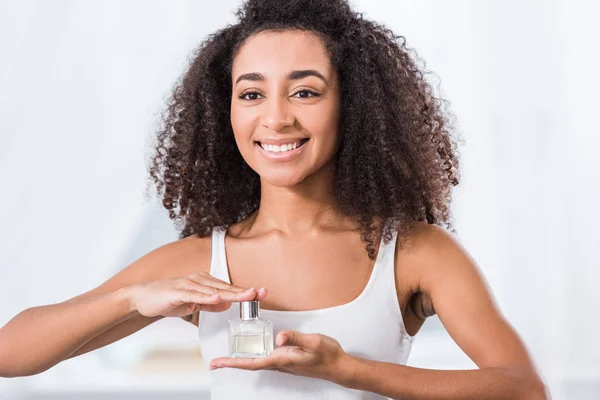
xmin=148 ymin=0 xmax=460 ymax=259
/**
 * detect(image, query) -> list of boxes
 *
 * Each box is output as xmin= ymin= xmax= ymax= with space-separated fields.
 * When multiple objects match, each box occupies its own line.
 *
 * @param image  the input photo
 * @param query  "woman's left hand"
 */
xmin=209 ymin=331 xmax=352 ymax=384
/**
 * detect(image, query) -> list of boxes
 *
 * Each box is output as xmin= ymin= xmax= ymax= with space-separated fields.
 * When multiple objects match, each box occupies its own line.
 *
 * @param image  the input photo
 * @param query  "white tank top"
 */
xmin=198 ymin=226 xmax=414 ymax=399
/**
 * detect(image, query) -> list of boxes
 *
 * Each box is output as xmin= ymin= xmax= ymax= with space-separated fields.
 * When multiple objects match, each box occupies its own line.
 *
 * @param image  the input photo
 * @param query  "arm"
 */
xmin=340 ymin=357 xmax=546 ymax=400
xmin=0 ymin=236 xmax=209 ymax=377
xmin=0 ymin=287 xmax=142 ymax=377
xmin=339 ymin=224 xmax=548 ymax=399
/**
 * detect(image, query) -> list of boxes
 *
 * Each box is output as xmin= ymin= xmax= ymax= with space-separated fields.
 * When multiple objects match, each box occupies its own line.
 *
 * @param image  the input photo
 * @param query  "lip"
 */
xmin=255 ymin=139 xmax=309 ymax=162
xmin=258 ymin=137 xmax=308 ymax=146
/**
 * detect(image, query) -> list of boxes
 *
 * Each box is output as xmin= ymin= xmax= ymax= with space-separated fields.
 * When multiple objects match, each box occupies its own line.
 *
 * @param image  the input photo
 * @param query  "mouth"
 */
xmin=255 ymin=138 xmax=309 ymax=154
xmin=254 ymin=138 xmax=310 ymax=162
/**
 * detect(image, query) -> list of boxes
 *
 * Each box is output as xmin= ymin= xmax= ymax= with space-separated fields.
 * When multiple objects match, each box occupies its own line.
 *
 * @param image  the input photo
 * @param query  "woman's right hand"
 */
xmin=126 ymin=272 xmax=267 ymax=318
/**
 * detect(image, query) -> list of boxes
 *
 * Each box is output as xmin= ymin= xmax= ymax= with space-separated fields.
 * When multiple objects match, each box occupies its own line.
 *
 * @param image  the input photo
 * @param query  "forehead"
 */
xmin=232 ymin=29 xmax=334 ymax=78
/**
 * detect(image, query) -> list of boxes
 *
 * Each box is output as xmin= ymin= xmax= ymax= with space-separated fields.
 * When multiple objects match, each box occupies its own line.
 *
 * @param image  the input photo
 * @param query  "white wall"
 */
xmin=1 ymin=1 xmax=598 ymax=399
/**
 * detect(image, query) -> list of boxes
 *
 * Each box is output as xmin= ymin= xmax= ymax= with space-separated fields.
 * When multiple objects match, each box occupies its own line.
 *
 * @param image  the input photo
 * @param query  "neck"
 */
xmin=249 ymin=161 xmax=352 ymax=236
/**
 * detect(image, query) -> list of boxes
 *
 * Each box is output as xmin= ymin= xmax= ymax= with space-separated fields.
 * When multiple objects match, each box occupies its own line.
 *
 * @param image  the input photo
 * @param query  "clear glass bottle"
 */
xmin=228 ymin=300 xmax=274 ymax=358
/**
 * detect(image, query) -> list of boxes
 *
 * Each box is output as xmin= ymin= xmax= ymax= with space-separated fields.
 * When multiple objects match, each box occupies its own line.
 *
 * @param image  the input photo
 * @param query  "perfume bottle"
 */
xmin=229 ymin=300 xmax=274 ymax=358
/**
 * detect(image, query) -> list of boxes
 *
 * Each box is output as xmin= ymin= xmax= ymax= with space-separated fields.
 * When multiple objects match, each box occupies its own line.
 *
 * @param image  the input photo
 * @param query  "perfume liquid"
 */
xmin=230 ymin=326 xmax=274 ymax=357
xmin=229 ymin=300 xmax=274 ymax=358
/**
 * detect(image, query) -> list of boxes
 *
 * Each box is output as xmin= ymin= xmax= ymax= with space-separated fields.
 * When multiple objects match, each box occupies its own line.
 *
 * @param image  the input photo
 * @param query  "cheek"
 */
xmin=305 ymin=108 xmax=341 ymax=153
xmin=230 ymin=108 xmax=251 ymax=136
xmin=230 ymin=110 xmax=256 ymax=150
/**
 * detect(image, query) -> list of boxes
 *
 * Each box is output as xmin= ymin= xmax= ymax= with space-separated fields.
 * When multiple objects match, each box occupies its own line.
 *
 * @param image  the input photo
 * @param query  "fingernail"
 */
xmin=245 ymin=287 xmax=255 ymax=292
xmin=278 ymin=334 xmax=287 ymax=346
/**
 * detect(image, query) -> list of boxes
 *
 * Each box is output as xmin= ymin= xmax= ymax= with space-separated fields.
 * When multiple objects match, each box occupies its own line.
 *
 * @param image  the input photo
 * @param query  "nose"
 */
xmin=261 ymin=96 xmax=295 ymax=132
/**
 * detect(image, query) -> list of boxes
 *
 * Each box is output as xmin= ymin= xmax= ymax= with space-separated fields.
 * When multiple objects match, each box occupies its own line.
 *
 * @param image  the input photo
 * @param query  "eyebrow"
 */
xmin=234 ymin=70 xmax=329 ymax=86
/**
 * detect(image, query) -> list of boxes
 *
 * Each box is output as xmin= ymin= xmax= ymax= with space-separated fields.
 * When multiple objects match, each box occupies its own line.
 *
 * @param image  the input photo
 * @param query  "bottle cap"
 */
xmin=240 ymin=300 xmax=260 ymax=320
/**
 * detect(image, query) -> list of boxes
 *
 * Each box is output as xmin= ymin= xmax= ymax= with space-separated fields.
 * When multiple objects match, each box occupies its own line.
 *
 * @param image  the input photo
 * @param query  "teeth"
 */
xmin=260 ymin=140 xmax=304 ymax=153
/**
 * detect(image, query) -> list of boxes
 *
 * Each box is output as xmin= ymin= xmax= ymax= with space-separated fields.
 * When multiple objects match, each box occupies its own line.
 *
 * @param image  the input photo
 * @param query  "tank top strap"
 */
xmin=210 ymin=226 xmax=230 ymax=282
xmin=376 ymin=227 xmax=414 ymax=341
xmin=370 ymin=227 xmax=397 ymax=291
xmin=370 ymin=227 xmax=401 ymax=308
xmin=378 ymin=228 xmax=399 ymax=279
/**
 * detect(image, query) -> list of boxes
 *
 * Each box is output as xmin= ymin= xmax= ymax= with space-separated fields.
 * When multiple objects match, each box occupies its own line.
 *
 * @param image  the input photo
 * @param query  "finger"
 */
xmin=178 ymin=289 xmax=221 ymax=305
xmin=186 ymin=273 xmax=247 ymax=292
xmin=195 ymin=301 xmax=232 ymax=313
xmin=182 ymin=298 xmax=234 ymax=314
xmin=186 ymin=275 xmax=266 ymax=301
xmin=209 ymin=356 xmax=276 ymax=371
xmin=220 ymin=286 xmax=268 ymax=302
xmin=213 ymin=287 xmax=260 ymax=302
xmin=187 ymin=274 xmax=269 ymax=299
xmin=255 ymin=287 xmax=268 ymax=300
xmin=178 ymin=280 xmax=258 ymax=302
xmin=277 ymin=331 xmax=317 ymax=349
xmin=210 ymin=347 xmax=301 ymax=370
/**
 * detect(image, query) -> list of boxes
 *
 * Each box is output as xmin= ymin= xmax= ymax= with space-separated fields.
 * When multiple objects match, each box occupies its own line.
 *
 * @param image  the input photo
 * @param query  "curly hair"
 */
xmin=148 ymin=0 xmax=460 ymax=259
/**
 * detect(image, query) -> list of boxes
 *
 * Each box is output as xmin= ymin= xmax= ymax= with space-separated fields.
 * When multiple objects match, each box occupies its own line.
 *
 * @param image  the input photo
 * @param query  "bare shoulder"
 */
xmin=67 ymin=233 xmax=212 ymax=304
xmin=394 ymin=222 xmax=486 ymax=309
xmin=397 ymin=222 xmax=462 ymax=253
xmin=395 ymin=222 xmax=472 ymax=283
xmin=127 ymin=234 xmax=213 ymax=282
xmin=392 ymin=222 xmax=465 ymax=320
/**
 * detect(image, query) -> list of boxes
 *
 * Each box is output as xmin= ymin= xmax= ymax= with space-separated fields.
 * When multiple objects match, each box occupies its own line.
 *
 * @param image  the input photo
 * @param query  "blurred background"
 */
xmin=0 ymin=0 xmax=598 ymax=399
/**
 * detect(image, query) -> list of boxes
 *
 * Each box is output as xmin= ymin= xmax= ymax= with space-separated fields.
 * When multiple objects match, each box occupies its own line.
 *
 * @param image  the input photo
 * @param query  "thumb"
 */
xmin=277 ymin=330 xmax=314 ymax=348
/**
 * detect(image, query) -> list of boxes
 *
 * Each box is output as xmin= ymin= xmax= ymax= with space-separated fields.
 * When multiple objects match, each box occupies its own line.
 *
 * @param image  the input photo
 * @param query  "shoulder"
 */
xmin=102 ymin=232 xmax=213 ymax=291
xmin=396 ymin=222 xmax=466 ymax=267
xmin=395 ymin=222 xmax=492 ymax=306
xmin=136 ymin=233 xmax=213 ymax=280
xmin=394 ymin=222 xmax=475 ymax=294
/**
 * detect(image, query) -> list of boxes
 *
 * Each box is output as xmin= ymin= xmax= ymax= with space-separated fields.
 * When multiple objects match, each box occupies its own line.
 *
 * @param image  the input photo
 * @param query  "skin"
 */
xmin=0 ymin=28 xmax=547 ymax=398
xmin=230 ymin=29 xmax=341 ymax=191
xmin=206 ymin=29 xmax=548 ymax=399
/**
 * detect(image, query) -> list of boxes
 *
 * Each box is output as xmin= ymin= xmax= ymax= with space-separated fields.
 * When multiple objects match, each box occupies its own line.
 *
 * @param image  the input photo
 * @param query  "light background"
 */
xmin=0 ymin=0 xmax=598 ymax=399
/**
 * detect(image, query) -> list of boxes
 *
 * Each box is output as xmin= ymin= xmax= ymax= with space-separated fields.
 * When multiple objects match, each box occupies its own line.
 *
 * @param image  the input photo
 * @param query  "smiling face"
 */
xmin=230 ymin=29 xmax=341 ymax=187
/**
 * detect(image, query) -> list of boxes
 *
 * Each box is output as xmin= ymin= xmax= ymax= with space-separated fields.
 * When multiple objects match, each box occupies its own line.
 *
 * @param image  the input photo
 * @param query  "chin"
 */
xmin=259 ymin=170 xmax=308 ymax=188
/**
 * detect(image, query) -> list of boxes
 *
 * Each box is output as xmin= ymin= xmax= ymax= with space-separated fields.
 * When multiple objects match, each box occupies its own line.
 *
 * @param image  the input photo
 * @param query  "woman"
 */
xmin=0 ymin=0 xmax=548 ymax=398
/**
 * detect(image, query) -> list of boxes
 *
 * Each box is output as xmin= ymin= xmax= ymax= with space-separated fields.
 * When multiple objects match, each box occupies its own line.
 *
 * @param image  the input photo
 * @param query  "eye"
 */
xmin=292 ymin=90 xmax=320 ymax=99
xmin=238 ymin=89 xmax=321 ymax=101
xmin=239 ymin=91 xmax=263 ymax=101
